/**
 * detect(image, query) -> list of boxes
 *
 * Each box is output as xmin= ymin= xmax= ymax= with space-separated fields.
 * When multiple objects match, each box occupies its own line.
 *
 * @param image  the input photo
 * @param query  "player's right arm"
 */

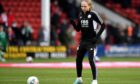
xmin=70 ymin=19 xmax=81 ymax=32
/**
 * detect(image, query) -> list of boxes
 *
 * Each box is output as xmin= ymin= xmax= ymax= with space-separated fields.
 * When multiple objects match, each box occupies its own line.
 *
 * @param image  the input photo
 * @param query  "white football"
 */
xmin=27 ymin=76 xmax=39 ymax=84
xmin=26 ymin=56 xmax=33 ymax=63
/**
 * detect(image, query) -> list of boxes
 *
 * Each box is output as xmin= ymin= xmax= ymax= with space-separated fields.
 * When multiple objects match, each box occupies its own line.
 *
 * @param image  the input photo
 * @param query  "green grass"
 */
xmin=0 ymin=68 xmax=140 ymax=84
xmin=0 ymin=57 xmax=140 ymax=84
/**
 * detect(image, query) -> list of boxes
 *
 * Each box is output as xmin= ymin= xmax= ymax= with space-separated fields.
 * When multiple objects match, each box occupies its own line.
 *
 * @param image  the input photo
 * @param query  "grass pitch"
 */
xmin=0 ymin=68 xmax=140 ymax=84
xmin=0 ymin=57 xmax=140 ymax=84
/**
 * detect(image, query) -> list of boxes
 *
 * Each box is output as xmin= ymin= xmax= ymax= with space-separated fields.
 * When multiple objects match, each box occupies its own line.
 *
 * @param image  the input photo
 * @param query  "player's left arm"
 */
xmin=91 ymin=11 xmax=105 ymax=39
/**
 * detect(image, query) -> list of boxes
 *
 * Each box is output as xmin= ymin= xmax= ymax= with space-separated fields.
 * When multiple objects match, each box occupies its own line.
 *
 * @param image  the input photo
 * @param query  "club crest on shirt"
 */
xmin=88 ymin=14 xmax=91 ymax=18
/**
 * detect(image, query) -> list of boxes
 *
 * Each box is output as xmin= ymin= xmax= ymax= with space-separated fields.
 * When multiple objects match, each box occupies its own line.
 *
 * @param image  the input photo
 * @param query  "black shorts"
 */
xmin=77 ymin=41 xmax=96 ymax=52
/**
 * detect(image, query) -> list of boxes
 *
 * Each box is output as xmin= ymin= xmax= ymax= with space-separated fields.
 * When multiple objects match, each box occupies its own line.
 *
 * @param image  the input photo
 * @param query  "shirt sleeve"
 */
xmin=70 ymin=19 xmax=81 ymax=32
xmin=91 ymin=11 xmax=103 ymax=25
xmin=91 ymin=11 xmax=105 ymax=39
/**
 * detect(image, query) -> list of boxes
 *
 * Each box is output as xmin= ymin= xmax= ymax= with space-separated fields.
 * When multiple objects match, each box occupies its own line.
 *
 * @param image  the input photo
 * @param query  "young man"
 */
xmin=0 ymin=25 xmax=7 ymax=62
xmin=70 ymin=0 xmax=105 ymax=84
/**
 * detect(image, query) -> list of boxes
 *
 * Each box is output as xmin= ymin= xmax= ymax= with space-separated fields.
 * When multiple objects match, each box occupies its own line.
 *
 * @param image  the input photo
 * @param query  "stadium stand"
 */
xmin=95 ymin=0 xmax=140 ymax=24
xmin=0 ymin=0 xmax=41 ymax=40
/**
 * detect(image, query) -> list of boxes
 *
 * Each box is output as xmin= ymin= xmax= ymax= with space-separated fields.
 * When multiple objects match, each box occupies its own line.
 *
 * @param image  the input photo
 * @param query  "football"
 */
xmin=27 ymin=76 xmax=39 ymax=84
xmin=26 ymin=56 xmax=33 ymax=63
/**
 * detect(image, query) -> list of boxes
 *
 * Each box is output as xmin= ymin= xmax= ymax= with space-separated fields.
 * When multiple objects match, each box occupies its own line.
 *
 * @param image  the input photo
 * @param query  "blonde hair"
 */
xmin=81 ymin=0 xmax=93 ymax=10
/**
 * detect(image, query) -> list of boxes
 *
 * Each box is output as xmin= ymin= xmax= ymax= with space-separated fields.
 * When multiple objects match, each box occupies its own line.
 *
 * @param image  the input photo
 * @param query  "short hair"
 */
xmin=81 ymin=0 xmax=93 ymax=10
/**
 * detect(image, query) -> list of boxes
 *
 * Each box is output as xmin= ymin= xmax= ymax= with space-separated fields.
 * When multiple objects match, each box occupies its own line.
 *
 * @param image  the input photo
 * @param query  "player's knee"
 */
xmin=76 ymin=56 xmax=83 ymax=62
xmin=88 ymin=55 xmax=94 ymax=63
xmin=88 ymin=50 xmax=94 ymax=57
xmin=89 ymin=58 xmax=94 ymax=63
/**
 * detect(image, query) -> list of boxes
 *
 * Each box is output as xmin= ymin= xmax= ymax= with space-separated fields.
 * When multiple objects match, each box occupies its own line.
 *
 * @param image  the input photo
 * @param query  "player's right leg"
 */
xmin=74 ymin=44 xmax=86 ymax=84
xmin=87 ymin=46 xmax=98 ymax=84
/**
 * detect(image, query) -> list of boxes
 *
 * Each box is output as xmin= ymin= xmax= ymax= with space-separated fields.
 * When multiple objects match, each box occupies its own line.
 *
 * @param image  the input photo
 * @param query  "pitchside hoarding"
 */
xmin=105 ymin=45 xmax=140 ymax=57
xmin=4 ymin=46 xmax=67 ymax=58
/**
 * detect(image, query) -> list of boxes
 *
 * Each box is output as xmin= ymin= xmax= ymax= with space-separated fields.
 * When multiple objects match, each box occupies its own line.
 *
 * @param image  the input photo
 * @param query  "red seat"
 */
xmin=114 ymin=4 xmax=121 ymax=9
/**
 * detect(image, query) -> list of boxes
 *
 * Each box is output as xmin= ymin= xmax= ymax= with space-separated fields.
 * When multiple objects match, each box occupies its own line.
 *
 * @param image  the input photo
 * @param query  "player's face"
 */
xmin=81 ymin=1 xmax=90 ymax=13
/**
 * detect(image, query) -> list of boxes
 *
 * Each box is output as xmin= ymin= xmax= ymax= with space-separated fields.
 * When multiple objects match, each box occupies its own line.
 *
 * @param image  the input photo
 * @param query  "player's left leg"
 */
xmin=87 ymin=46 xmax=98 ymax=84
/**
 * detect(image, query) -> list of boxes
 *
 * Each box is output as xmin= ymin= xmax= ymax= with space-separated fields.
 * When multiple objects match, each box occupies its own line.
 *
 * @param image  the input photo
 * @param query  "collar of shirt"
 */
xmin=81 ymin=11 xmax=90 ymax=15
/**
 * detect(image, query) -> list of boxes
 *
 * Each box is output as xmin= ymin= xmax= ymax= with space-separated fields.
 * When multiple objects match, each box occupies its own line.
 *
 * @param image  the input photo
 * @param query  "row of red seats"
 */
xmin=106 ymin=3 xmax=140 ymax=24
xmin=14 ymin=12 xmax=40 ymax=17
xmin=1 ymin=0 xmax=40 ymax=3
xmin=3 ymin=8 xmax=41 ymax=15
xmin=1 ymin=2 xmax=40 ymax=7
